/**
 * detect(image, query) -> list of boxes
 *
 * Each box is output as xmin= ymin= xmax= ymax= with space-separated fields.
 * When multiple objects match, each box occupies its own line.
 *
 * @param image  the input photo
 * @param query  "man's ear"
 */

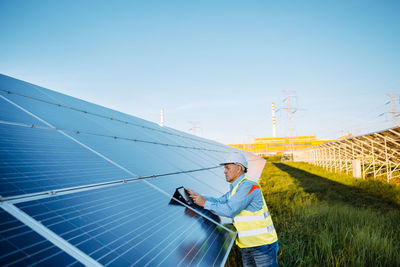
xmin=235 ymin=164 xmax=242 ymax=173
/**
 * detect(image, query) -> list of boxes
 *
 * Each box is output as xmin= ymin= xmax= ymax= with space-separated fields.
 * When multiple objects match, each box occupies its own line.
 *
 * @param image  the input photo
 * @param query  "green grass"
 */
xmin=226 ymin=160 xmax=400 ymax=267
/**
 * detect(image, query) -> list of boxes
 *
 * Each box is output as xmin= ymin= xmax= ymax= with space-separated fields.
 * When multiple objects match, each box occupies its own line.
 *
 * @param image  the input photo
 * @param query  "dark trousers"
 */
xmin=241 ymin=241 xmax=279 ymax=267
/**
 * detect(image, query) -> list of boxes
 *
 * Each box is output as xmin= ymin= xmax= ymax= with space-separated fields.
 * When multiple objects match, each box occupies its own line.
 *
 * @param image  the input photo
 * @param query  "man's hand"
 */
xmin=186 ymin=188 xmax=206 ymax=207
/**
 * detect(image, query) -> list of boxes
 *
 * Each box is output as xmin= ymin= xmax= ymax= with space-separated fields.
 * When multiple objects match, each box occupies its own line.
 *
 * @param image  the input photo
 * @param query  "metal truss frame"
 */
xmin=293 ymin=127 xmax=400 ymax=183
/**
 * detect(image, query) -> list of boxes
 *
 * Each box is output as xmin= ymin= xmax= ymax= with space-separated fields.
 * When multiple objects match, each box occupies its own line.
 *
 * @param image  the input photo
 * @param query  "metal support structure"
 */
xmin=372 ymin=141 xmax=376 ymax=180
xmin=385 ymin=139 xmax=389 ymax=183
xmin=361 ymin=145 xmax=365 ymax=179
xmin=293 ymin=126 xmax=400 ymax=184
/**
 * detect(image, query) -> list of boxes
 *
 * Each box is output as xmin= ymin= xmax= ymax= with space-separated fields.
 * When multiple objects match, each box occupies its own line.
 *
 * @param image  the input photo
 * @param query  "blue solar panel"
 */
xmin=0 ymin=123 xmax=129 ymax=197
xmin=0 ymin=95 xmax=47 ymax=127
xmin=0 ymin=209 xmax=81 ymax=266
xmin=16 ymin=182 xmax=234 ymax=266
xmin=0 ymin=74 xmax=264 ymax=266
xmin=0 ymin=74 xmax=227 ymax=152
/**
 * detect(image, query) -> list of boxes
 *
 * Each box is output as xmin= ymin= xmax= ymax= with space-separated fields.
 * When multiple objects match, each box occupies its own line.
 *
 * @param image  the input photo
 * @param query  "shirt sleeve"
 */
xmin=204 ymin=191 xmax=229 ymax=204
xmin=203 ymin=182 xmax=255 ymax=218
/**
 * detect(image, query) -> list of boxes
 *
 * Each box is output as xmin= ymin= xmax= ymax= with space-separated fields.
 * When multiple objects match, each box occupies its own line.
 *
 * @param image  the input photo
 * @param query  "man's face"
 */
xmin=224 ymin=163 xmax=242 ymax=183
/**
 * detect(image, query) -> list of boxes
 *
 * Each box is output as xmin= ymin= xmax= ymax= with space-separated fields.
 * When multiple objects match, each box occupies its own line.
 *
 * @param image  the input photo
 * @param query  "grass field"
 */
xmin=226 ymin=158 xmax=400 ymax=266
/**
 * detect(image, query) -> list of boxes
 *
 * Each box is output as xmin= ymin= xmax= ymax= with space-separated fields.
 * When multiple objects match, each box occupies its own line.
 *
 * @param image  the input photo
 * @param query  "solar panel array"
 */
xmin=0 ymin=74 xmax=266 ymax=266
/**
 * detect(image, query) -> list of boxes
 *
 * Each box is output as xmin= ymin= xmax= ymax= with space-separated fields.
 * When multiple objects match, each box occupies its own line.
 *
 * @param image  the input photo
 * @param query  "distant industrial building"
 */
xmin=228 ymin=136 xmax=332 ymax=156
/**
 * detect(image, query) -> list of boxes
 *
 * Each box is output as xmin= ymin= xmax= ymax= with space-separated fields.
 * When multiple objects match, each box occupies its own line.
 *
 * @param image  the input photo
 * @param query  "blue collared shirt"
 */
xmin=203 ymin=174 xmax=264 ymax=218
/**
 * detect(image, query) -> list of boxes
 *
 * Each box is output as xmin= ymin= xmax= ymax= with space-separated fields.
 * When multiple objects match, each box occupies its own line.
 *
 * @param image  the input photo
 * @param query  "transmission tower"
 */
xmin=387 ymin=94 xmax=399 ymax=127
xmin=282 ymin=90 xmax=298 ymax=137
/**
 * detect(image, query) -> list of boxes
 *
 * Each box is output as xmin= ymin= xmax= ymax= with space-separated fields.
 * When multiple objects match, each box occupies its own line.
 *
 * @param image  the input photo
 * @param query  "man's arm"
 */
xmin=187 ymin=183 xmax=255 ymax=218
xmin=203 ymin=192 xmax=229 ymax=204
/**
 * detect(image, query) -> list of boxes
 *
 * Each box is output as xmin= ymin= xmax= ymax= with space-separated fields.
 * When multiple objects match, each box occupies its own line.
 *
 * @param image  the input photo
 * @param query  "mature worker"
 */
xmin=187 ymin=153 xmax=279 ymax=267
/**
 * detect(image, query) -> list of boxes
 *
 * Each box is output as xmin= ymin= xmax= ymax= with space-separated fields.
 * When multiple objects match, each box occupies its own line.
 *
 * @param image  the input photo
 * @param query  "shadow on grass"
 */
xmin=273 ymin=163 xmax=400 ymax=212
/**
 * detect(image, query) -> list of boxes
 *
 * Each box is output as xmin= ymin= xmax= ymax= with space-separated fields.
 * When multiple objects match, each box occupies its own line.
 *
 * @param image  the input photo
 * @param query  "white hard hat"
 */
xmin=220 ymin=152 xmax=248 ymax=170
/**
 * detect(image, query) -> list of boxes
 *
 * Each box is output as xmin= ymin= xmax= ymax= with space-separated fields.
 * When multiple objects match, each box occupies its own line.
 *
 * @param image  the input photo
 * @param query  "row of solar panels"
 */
xmin=0 ymin=74 xmax=266 ymax=266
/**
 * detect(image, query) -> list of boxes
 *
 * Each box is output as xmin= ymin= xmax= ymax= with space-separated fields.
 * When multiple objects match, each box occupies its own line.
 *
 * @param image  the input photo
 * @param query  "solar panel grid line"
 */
xmin=3 ymin=247 xmax=56 ymax=267
xmin=145 ymin=143 xmax=221 ymax=178
xmin=16 ymin=248 xmax=67 ymax=267
xmin=0 ymin=219 xmax=26 ymax=237
xmin=2 ymin=96 xmax=231 ymax=199
xmin=1 ymin=88 xmax=228 ymax=149
xmin=0 ymin=225 xmax=50 ymax=262
xmin=1 ymin=238 xmax=49 ymax=263
xmin=16 ymin=182 xmax=153 ymax=215
xmin=189 ymin=224 xmax=221 ymax=266
xmin=195 ymin=226 xmax=223 ymax=267
xmin=0 ymin=119 xmax=227 ymax=153
xmin=143 ymin=179 xmax=234 ymax=234
xmin=3 ymin=165 xmax=221 ymax=203
xmin=2 ymin=170 xmax=133 ymax=202
xmin=176 ymin=219 xmax=217 ymax=267
xmin=66 ymin=260 xmax=83 ymax=267
xmin=182 ymin=172 xmax=226 ymax=195
xmin=0 ymin=125 xmax=139 ymax=199
xmin=0 ymin=120 xmax=37 ymax=128
xmin=146 ymin=215 xmax=226 ymax=266
xmin=47 ymin=129 xmax=141 ymax=180
xmin=149 ymin=219 xmax=205 ymax=267
xmin=21 ymin=187 xmax=153 ymax=230
xmin=170 ymin=144 xmax=224 ymax=167
xmin=209 ymin=228 xmax=236 ymax=267
xmin=1 ymin=93 xmax=141 ymax=179
xmin=0 ymin=232 xmax=48 ymax=263
xmin=4 ymin=168 xmax=120 ymax=182
xmin=3 ymin=162 xmax=116 ymax=176
xmin=93 ymin=208 xmax=178 ymax=263
xmin=3 ymin=176 xmax=124 ymax=203
xmin=0 ymin=125 xmax=225 ymax=182
xmin=210 ymin=238 xmax=227 ymax=267
xmin=1 ymin=157 xmax=120 ymax=170
xmin=40 ymin=192 xmax=159 ymax=242
xmin=102 ymin=209 xmax=183 ymax=266
xmin=1 ymin=203 xmax=100 ymax=267
xmin=69 ymin=199 xmax=161 ymax=250
xmin=2 ymin=238 xmax=65 ymax=267
xmin=132 ymin=218 xmax=199 ymax=266
xmin=55 ymin=205 xmax=161 ymax=255
xmin=112 ymin=209 xmax=213 ymax=266
xmin=0 ymin=94 xmax=56 ymax=130
xmin=220 ymin=232 xmax=237 ymax=267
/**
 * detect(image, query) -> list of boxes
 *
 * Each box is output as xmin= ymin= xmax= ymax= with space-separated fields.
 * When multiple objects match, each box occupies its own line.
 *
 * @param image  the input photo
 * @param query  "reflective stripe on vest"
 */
xmin=229 ymin=176 xmax=278 ymax=248
xmin=233 ymin=211 xmax=270 ymax=223
xmin=238 ymin=224 xmax=275 ymax=238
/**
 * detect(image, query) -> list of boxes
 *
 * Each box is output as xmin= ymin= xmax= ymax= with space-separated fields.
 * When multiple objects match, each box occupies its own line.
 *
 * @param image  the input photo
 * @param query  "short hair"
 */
xmin=235 ymin=163 xmax=247 ymax=173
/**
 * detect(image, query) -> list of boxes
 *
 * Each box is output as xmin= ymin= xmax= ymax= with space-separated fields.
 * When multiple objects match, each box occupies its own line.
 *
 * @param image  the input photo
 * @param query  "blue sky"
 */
xmin=1 ymin=0 xmax=399 ymax=144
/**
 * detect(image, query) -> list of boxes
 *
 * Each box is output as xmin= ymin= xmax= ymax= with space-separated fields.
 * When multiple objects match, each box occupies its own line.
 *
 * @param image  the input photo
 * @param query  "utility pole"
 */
xmin=271 ymin=102 xmax=277 ymax=137
xmin=160 ymin=108 xmax=165 ymax=127
xmin=188 ymin=121 xmax=200 ymax=136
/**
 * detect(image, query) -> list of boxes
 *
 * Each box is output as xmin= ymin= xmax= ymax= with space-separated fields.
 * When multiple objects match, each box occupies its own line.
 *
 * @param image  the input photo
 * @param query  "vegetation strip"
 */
xmin=227 ymin=157 xmax=400 ymax=267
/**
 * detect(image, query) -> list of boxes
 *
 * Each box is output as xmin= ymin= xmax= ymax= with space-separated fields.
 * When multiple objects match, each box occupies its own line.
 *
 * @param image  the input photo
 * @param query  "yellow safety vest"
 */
xmin=229 ymin=176 xmax=278 ymax=248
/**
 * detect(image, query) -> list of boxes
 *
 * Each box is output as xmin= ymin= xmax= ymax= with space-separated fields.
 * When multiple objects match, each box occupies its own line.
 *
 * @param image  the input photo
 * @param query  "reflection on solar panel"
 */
xmin=0 ymin=74 xmax=266 ymax=266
